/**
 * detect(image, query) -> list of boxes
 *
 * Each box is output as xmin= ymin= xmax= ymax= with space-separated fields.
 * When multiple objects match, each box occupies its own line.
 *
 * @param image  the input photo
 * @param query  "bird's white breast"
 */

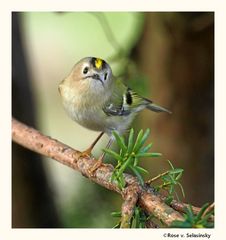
xmin=60 ymin=84 xmax=108 ymax=132
xmin=59 ymin=83 xmax=136 ymax=135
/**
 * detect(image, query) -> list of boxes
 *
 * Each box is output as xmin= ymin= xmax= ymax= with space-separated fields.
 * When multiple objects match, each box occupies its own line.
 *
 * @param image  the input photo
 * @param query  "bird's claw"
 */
xmin=76 ymin=148 xmax=92 ymax=160
xmin=88 ymin=158 xmax=103 ymax=177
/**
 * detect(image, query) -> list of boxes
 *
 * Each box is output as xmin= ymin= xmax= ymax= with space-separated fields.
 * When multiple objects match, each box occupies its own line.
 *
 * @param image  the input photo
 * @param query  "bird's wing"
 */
xmin=102 ymin=79 xmax=148 ymax=116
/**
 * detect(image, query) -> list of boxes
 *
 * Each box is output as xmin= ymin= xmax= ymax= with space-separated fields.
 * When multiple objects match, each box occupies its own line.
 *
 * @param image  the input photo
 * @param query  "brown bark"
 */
xmin=120 ymin=183 xmax=140 ymax=228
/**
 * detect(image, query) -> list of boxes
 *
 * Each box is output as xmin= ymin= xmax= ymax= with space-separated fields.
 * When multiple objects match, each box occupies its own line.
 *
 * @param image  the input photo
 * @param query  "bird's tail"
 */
xmin=146 ymin=102 xmax=172 ymax=114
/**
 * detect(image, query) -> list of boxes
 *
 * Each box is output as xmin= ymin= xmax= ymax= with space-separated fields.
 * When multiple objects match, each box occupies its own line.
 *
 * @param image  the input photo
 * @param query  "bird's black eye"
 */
xmin=104 ymin=73 xmax=108 ymax=80
xmin=83 ymin=67 xmax=89 ymax=74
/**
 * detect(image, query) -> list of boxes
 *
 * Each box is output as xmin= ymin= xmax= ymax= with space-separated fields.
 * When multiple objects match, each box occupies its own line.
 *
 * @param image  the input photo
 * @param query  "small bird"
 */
xmin=58 ymin=57 xmax=171 ymax=173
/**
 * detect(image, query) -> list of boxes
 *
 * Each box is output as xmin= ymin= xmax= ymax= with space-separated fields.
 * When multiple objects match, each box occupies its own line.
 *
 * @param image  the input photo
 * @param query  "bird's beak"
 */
xmin=92 ymin=73 xmax=104 ymax=86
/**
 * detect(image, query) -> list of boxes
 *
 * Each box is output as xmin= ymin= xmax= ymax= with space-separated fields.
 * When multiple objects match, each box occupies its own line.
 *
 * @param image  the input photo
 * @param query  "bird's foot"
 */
xmin=76 ymin=147 xmax=93 ymax=160
xmin=75 ymin=149 xmax=104 ymax=177
xmin=75 ymin=132 xmax=105 ymax=161
xmin=88 ymin=156 xmax=104 ymax=177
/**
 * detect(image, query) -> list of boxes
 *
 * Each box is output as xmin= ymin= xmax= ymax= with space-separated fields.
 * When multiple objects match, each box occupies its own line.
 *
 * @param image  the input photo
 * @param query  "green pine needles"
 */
xmin=171 ymin=203 xmax=214 ymax=228
xmin=153 ymin=160 xmax=185 ymax=205
xmin=103 ymin=128 xmax=161 ymax=189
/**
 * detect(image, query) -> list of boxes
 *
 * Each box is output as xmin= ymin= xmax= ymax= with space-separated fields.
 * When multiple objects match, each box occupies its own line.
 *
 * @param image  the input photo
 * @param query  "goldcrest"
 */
xmin=58 ymin=57 xmax=171 ymax=169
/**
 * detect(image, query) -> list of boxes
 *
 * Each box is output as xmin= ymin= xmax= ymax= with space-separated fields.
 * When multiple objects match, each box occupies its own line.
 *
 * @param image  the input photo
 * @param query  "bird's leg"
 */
xmin=77 ymin=132 xmax=104 ymax=159
xmin=89 ymin=137 xmax=114 ymax=175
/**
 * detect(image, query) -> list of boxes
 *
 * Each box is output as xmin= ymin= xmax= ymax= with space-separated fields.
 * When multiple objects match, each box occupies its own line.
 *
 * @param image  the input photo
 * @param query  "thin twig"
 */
xmin=202 ymin=203 xmax=214 ymax=218
xmin=146 ymin=170 xmax=170 ymax=185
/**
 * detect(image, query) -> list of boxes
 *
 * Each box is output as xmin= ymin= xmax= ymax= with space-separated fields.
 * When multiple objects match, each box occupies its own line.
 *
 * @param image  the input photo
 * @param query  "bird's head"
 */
xmin=59 ymin=57 xmax=113 ymax=96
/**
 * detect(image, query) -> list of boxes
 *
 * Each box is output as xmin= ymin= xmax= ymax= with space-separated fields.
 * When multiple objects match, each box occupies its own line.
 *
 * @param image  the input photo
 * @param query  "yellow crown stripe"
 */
xmin=95 ymin=58 xmax=103 ymax=69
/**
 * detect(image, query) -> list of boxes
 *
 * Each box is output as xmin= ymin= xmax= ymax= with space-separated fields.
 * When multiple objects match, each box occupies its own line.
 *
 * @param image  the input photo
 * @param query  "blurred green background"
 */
xmin=12 ymin=12 xmax=214 ymax=228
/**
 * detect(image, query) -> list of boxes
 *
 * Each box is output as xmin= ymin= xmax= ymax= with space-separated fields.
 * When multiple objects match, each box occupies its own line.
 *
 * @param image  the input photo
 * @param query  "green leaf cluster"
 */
xmin=171 ymin=203 xmax=214 ymax=228
xmin=104 ymin=128 xmax=161 ymax=189
xmin=155 ymin=160 xmax=185 ymax=204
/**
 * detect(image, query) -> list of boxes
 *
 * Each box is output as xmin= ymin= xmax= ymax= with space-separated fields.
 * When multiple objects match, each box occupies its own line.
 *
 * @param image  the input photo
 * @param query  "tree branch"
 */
xmin=12 ymin=117 xmax=187 ymax=227
xmin=120 ymin=183 xmax=140 ymax=228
